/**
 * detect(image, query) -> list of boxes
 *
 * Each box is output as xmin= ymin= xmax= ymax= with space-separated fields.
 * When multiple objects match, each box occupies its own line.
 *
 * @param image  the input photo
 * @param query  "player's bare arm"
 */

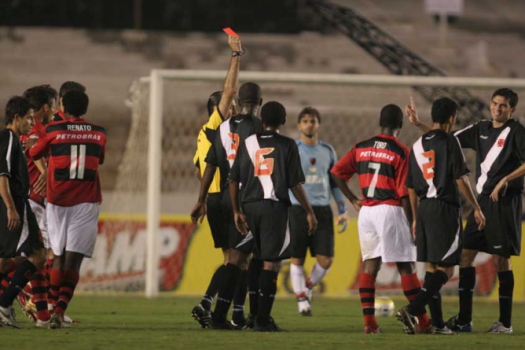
xmin=217 ymin=36 xmax=243 ymax=119
xmin=331 ymin=175 xmax=363 ymax=212
xmin=400 ymin=196 xmax=413 ymax=228
xmin=407 ymin=188 xmax=418 ymax=241
xmin=405 ymin=96 xmax=432 ymax=133
xmin=190 ymin=164 xmax=216 ymax=224
xmin=456 ymin=175 xmax=486 ymax=230
xmin=0 ymin=176 xmax=20 ymax=231
xmin=229 ymin=179 xmax=249 ymax=235
xmin=490 ymin=162 xmax=525 ymax=202
xmin=290 ymin=184 xmax=318 ymax=235
xmin=32 ymin=158 xmax=47 ymax=196
xmin=336 ymin=200 xmax=349 ymax=233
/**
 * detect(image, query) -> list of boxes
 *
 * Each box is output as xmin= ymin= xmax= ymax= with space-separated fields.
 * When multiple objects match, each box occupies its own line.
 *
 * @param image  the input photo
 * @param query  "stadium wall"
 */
xmin=79 ymin=215 xmax=525 ymax=301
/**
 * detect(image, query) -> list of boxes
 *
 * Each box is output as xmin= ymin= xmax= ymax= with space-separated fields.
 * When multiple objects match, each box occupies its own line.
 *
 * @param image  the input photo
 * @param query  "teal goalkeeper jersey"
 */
xmin=289 ymin=140 xmax=345 ymax=207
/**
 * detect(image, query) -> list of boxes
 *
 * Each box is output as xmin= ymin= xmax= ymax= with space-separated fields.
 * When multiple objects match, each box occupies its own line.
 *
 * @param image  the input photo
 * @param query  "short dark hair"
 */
xmin=59 ymin=81 xmax=86 ymax=98
xmin=492 ymin=88 xmax=518 ymax=108
xmin=5 ymin=96 xmax=31 ymax=126
xmin=63 ymin=90 xmax=89 ymax=117
xmin=431 ymin=97 xmax=458 ymax=124
xmin=23 ymin=85 xmax=58 ymax=111
xmin=297 ymin=107 xmax=321 ymax=124
xmin=379 ymin=104 xmax=403 ymax=129
xmin=238 ymin=82 xmax=262 ymax=105
xmin=261 ymin=101 xmax=286 ymax=128
xmin=207 ymin=91 xmax=222 ymax=116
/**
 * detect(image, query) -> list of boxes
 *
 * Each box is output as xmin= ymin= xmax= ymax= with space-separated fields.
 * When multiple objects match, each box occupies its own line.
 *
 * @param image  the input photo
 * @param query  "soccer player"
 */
xmin=0 ymin=96 xmax=46 ymax=328
xmin=331 ymin=104 xmax=430 ymax=334
xmin=229 ymin=101 xmax=317 ymax=332
xmin=190 ymin=35 xmax=244 ymax=327
xmin=289 ymin=107 xmax=347 ymax=316
xmin=17 ymin=85 xmax=58 ymax=325
xmin=397 ymin=97 xmax=485 ymax=335
xmin=30 ymin=90 xmax=107 ymax=329
xmin=191 ymin=82 xmax=263 ymax=329
xmin=407 ymin=89 xmax=524 ymax=333
xmin=53 ymin=81 xmax=86 ymax=122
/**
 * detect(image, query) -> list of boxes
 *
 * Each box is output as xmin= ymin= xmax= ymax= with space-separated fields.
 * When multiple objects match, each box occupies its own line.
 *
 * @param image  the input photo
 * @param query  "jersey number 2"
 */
xmin=70 ymin=145 xmax=86 ymax=179
xmin=422 ymin=150 xmax=435 ymax=180
xmin=254 ymin=148 xmax=275 ymax=176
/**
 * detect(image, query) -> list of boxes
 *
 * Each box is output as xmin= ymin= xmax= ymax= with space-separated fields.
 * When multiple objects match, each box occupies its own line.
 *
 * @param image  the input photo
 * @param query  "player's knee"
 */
xmin=263 ymin=261 xmax=281 ymax=272
xmin=363 ymin=259 xmax=381 ymax=277
xmin=317 ymin=256 xmax=332 ymax=269
xmin=397 ymin=262 xmax=416 ymax=275
xmin=28 ymin=248 xmax=46 ymax=269
xmin=290 ymin=258 xmax=305 ymax=266
xmin=460 ymin=250 xmax=476 ymax=267
xmin=493 ymin=255 xmax=511 ymax=272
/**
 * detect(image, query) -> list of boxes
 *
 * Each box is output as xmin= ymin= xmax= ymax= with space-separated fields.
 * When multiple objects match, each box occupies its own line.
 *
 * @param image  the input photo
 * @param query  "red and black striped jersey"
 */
xmin=19 ymin=119 xmax=46 ymax=206
xmin=331 ymin=134 xmax=409 ymax=207
xmin=53 ymin=109 xmax=66 ymax=122
xmin=29 ymin=118 xmax=107 ymax=207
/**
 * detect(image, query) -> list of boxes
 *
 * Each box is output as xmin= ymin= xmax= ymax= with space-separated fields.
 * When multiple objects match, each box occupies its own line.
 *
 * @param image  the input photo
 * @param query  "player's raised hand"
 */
xmin=307 ymin=211 xmax=318 ymax=236
xmin=190 ymin=201 xmax=206 ymax=224
xmin=7 ymin=207 xmax=20 ymax=231
xmin=405 ymin=96 xmax=420 ymax=126
xmin=228 ymin=35 xmax=242 ymax=53
xmin=490 ymin=177 xmax=509 ymax=202
xmin=234 ymin=211 xmax=249 ymax=235
xmin=474 ymin=208 xmax=486 ymax=230
xmin=351 ymin=198 xmax=363 ymax=212
xmin=33 ymin=172 xmax=46 ymax=196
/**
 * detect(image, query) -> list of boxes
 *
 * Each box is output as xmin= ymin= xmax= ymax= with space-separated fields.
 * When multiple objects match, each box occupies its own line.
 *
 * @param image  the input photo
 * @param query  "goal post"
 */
xmin=98 ymin=70 xmax=525 ymax=298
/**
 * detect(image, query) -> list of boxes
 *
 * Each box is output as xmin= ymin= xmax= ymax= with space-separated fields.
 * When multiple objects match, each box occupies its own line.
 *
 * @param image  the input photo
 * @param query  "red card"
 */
xmin=223 ymin=27 xmax=239 ymax=37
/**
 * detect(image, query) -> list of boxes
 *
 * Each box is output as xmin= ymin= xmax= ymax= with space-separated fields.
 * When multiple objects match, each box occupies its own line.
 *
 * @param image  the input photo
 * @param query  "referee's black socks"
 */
xmin=425 ymin=272 xmax=445 ymax=328
xmin=248 ymin=258 xmax=263 ymax=316
xmin=257 ymin=269 xmax=278 ymax=327
xmin=407 ymin=270 xmax=448 ymax=316
xmin=458 ymin=267 xmax=475 ymax=324
xmin=232 ymin=270 xmax=249 ymax=324
xmin=201 ymin=264 xmax=227 ymax=311
xmin=0 ymin=260 xmax=37 ymax=307
xmin=212 ymin=263 xmax=241 ymax=323
xmin=498 ymin=270 xmax=514 ymax=328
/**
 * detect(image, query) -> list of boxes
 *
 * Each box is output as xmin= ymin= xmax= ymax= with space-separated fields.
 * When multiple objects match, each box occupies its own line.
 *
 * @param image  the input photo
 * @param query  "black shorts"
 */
xmin=221 ymin=189 xmax=253 ymax=254
xmin=416 ymin=199 xmax=462 ymax=267
xmin=463 ymin=194 xmax=521 ymax=257
xmin=207 ymin=192 xmax=229 ymax=249
xmin=243 ymin=200 xmax=290 ymax=262
xmin=0 ymin=197 xmax=44 ymax=258
xmin=290 ymin=205 xmax=334 ymax=259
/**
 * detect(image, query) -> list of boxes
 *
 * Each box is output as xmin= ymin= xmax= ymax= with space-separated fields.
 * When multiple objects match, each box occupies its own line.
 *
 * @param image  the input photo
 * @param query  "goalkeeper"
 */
xmin=288 ymin=107 xmax=348 ymax=316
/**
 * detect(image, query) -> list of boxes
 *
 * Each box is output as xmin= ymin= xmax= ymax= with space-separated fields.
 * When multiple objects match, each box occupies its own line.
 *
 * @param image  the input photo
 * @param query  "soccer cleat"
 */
xmin=230 ymin=318 xmax=248 ymax=330
xmin=396 ymin=307 xmax=418 ymax=335
xmin=300 ymin=309 xmax=312 ymax=317
xmin=364 ymin=326 xmax=382 ymax=334
xmin=36 ymin=318 xmax=51 ymax=328
xmin=446 ymin=315 xmax=473 ymax=332
xmin=49 ymin=313 xmax=63 ymax=329
xmin=253 ymin=317 xmax=284 ymax=332
xmin=487 ymin=321 xmax=513 ymax=334
xmin=431 ymin=325 xmax=457 ymax=335
xmin=0 ymin=305 xmax=21 ymax=329
xmin=209 ymin=319 xmax=235 ymax=330
xmin=16 ymin=291 xmax=37 ymax=322
xmin=63 ymin=314 xmax=76 ymax=327
xmin=244 ymin=313 xmax=255 ymax=329
xmin=415 ymin=322 xmax=433 ymax=334
xmin=191 ymin=304 xmax=212 ymax=328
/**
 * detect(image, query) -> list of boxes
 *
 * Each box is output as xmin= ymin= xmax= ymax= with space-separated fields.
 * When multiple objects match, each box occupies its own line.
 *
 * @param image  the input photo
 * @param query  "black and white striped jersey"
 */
xmin=205 ymin=113 xmax=263 ymax=192
xmin=406 ymin=129 xmax=469 ymax=206
xmin=454 ymin=119 xmax=525 ymax=196
xmin=0 ymin=129 xmax=29 ymax=198
xmin=229 ymin=131 xmax=305 ymax=205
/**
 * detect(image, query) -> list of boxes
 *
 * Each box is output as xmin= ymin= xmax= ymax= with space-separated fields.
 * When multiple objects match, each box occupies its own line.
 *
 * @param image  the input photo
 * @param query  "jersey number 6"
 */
xmin=255 ymin=148 xmax=275 ymax=176
xmin=422 ymin=150 xmax=435 ymax=180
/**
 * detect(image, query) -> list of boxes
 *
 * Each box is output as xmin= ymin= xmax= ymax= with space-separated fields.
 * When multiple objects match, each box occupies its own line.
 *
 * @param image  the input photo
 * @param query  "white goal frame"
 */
xmin=144 ymin=69 xmax=525 ymax=297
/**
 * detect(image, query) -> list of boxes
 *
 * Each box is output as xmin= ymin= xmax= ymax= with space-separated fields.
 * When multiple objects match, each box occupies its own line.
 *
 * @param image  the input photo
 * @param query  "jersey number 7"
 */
xmin=255 ymin=148 xmax=275 ymax=176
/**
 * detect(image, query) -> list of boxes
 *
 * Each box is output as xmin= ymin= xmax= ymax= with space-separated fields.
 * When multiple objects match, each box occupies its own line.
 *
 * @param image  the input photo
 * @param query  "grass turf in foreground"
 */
xmin=2 ymin=296 xmax=525 ymax=350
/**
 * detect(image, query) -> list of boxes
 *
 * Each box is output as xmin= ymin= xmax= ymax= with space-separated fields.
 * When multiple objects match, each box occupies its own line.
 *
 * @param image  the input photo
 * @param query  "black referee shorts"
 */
xmin=463 ymin=194 xmax=521 ymax=257
xmin=0 ymin=197 xmax=44 ymax=258
xmin=416 ymin=199 xmax=462 ymax=267
xmin=207 ymin=192 xmax=229 ymax=250
xmin=220 ymin=189 xmax=253 ymax=254
xmin=290 ymin=205 xmax=334 ymax=259
xmin=242 ymin=200 xmax=291 ymax=262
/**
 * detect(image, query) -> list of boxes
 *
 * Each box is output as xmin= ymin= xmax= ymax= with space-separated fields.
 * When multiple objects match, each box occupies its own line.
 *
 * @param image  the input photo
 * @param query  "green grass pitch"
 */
xmin=3 ymin=296 xmax=525 ymax=349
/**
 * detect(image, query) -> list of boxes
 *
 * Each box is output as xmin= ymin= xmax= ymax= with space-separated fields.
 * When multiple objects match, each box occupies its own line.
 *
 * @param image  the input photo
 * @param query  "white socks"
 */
xmin=308 ymin=262 xmax=329 ymax=287
xmin=290 ymin=263 xmax=307 ymax=298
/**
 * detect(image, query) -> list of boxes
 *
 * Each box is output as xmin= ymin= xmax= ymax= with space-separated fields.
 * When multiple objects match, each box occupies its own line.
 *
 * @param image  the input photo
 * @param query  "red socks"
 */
xmin=359 ymin=273 xmax=378 ymax=329
xmin=54 ymin=270 xmax=80 ymax=316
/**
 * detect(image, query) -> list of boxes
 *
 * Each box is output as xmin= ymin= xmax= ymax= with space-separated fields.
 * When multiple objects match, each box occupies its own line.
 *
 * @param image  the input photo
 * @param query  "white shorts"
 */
xmin=358 ymin=204 xmax=416 ymax=263
xmin=47 ymin=202 xmax=100 ymax=258
xmin=29 ymin=199 xmax=49 ymax=249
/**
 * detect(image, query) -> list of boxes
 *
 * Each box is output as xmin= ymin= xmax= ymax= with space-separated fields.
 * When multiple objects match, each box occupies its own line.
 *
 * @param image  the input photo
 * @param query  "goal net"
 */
xmin=79 ymin=70 xmax=525 ymax=297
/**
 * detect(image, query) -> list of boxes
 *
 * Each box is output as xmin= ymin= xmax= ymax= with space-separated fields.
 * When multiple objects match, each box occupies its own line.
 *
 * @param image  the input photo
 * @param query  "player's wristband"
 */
xmin=232 ymin=48 xmax=246 ymax=57
xmin=338 ymin=203 xmax=347 ymax=215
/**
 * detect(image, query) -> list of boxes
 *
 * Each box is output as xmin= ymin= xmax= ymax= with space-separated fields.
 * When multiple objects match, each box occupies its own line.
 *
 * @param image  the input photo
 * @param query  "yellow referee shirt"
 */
xmin=194 ymin=109 xmax=224 ymax=194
